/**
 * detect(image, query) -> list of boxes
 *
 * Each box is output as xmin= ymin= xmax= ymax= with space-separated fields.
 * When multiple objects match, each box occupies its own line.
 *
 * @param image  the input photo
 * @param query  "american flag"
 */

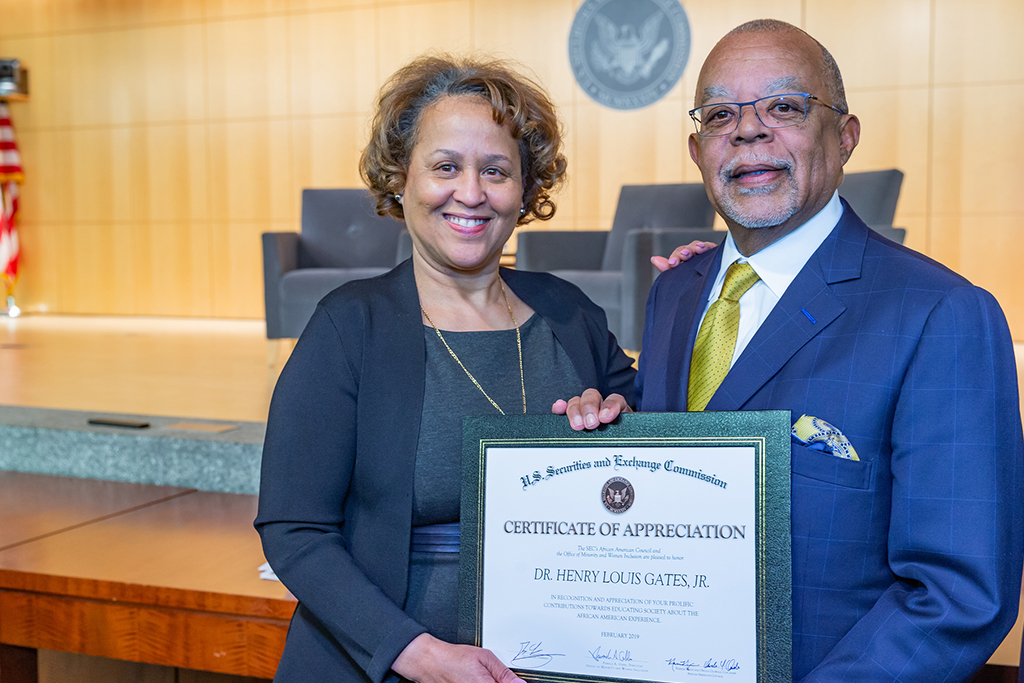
xmin=0 ymin=102 xmax=22 ymax=295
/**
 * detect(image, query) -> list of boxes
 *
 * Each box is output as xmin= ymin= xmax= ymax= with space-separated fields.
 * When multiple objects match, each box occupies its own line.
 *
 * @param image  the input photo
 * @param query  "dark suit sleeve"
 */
xmin=802 ymin=286 xmax=1024 ymax=682
xmin=255 ymin=304 xmax=427 ymax=682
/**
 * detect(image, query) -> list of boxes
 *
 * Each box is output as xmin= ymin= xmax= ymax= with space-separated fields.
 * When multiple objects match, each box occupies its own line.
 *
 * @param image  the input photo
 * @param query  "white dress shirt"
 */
xmin=695 ymin=190 xmax=844 ymax=370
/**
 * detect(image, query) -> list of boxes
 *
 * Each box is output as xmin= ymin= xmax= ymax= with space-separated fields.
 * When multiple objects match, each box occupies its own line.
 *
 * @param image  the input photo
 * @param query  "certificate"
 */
xmin=459 ymin=412 xmax=791 ymax=683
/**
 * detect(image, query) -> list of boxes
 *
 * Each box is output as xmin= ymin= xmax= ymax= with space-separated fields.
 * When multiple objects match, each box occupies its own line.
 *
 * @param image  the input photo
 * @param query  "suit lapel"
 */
xmin=704 ymin=207 xmax=868 ymax=411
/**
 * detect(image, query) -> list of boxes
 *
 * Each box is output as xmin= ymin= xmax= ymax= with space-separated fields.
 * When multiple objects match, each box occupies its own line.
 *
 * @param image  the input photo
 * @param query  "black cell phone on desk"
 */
xmin=87 ymin=418 xmax=150 ymax=429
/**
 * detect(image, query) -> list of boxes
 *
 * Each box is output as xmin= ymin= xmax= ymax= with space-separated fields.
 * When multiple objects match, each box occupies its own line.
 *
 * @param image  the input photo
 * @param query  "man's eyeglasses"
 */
xmin=688 ymin=93 xmax=847 ymax=137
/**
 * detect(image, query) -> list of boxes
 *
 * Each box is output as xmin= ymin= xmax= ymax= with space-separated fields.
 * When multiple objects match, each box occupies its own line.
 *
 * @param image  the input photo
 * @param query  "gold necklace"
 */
xmin=421 ymin=280 xmax=526 ymax=415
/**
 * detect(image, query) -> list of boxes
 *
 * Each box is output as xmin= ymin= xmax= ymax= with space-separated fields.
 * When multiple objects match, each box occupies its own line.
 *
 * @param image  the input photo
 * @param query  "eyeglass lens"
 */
xmin=695 ymin=94 xmax=810 ymax=136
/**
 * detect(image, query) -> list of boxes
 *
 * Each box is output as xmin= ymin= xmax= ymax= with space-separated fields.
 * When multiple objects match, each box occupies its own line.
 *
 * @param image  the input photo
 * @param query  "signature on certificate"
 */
xmin=588 ymin=646 xmax=633 ymax=663
xmin=666 ymin=657 xmax=741 ymax=673
xmin=511 ymin=641 xmax=566 ymax=668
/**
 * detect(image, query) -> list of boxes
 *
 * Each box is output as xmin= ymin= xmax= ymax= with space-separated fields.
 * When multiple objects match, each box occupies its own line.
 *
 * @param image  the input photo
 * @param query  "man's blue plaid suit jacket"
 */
xmin=636 ymin=202 xmax=1024 ymax=682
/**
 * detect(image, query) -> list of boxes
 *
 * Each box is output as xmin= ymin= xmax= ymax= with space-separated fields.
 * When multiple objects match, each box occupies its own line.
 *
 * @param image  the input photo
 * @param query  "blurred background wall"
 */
xmin=1 ymin=0 xmax=1021 ymax=336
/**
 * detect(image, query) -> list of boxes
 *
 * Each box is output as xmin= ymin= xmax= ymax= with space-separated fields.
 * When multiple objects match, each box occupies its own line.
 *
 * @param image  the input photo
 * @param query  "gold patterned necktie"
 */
xmin=687 ymin=261 xmax=760 ymax=411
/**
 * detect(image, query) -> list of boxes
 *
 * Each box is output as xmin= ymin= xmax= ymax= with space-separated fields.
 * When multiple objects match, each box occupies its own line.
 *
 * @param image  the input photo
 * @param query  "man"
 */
xmin=556 ymin=19 xmax=1024 ymax=681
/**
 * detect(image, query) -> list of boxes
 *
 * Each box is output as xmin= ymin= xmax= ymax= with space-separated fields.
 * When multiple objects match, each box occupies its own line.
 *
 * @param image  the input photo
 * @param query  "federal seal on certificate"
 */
xmin=459 ymin=412 xmax=792 ymax=683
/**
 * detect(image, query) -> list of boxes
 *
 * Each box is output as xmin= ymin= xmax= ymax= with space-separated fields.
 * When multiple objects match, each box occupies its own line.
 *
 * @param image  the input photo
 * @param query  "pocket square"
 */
xmin=792 ymin=414 xmax=860 ymax=461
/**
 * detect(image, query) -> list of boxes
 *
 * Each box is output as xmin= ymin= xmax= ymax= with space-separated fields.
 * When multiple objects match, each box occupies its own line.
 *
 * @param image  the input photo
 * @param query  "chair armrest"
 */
xmin=515 ymin=231 xmax=608 ymax=271
xmin=262 ymin=232 xmax=300 ymax=340
xmin=621 ymin=227 xmax=726 ymax=351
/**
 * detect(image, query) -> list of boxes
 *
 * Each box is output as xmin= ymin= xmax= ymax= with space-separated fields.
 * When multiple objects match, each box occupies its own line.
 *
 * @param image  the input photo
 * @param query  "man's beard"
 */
xmin=717 ymin=154 xmax=799 ymax=229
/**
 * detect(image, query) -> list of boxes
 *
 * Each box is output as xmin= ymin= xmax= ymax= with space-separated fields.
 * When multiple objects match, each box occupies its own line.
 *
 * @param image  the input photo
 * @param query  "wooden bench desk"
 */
xmin=0 ymin=475 xmax=296 ymax=681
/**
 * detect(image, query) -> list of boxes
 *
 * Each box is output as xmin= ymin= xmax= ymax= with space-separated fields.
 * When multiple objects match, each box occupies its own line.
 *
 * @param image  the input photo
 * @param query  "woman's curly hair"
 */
xmin=359 ymin=54 xmax=568 ymax=225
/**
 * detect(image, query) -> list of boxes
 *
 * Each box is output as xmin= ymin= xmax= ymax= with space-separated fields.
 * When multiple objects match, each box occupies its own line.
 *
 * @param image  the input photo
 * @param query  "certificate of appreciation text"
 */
xmin=460 ymin=412 xmax=791 ymax=683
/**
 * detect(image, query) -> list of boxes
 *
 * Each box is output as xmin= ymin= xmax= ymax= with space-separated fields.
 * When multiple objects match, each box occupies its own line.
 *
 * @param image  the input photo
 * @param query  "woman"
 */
xmin=256 ymin=55 xmax=711 ymax=683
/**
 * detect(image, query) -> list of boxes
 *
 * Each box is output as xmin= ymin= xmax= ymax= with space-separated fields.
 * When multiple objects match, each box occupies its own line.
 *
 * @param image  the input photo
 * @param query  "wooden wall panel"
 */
xmin=211 ymin=222 xmax=274 ymax=318
xmin=134 ymin=223 xmax=214 ymax=317
xmin=0 ymin=0 xmax=1021 ymax=337
xmin=0 ymin=0 xmax=54 ymax=37
xmin=208 ymin=120 xmax=294 ymax=224
xmin=288 ymin=8 xmax=379 ymax=117
xmin=290 ymin=115 xmax=369 ymax=190
xmin=932 ymin=84 xmax=1024 ymax=216
xmin=844 ymin=88 xmax=930 ymax=217
xmin=204 ymin=0 xmax=290 ymax=20
xmin=58 ymin=222 xmax=137 ymax=315
xmin=472 ymin=0 xmax=576 ymax=111
xmin=806 ymin=0 xmax=931 ymax=91
xmin=134 ymin=124 xmax=210 ymax=223
xmin=376 ymin=1 xmax=473 ymax=81
xmin=133 ymin=24 xmax=208 ymax=124
xmin=13 ymin=129 xmax=65 ymax=225
xmin=49 ymin=0 xmax=206 ymax=33
xmin=933 ymin=0 xmax=1024 ymax=84
xmin=66 ymin=128 xmax=134 ymax=223
xmin=205 ymin=16 xmax=291 ymax=121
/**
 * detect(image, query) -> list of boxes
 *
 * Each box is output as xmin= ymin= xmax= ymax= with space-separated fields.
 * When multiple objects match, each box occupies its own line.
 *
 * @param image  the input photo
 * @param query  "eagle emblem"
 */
xmin=568 ymin=0 xmax=691 ymax=110
xmin=590 ymin=12 xmax=670 ymax=85
xmin=602 ymin=476 xmax=635 ymax=514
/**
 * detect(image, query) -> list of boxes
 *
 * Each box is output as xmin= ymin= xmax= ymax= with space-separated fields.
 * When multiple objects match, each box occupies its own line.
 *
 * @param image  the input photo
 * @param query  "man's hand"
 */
xmin=651 ymin=239 xmax=716 ymax=272
xmin=552 ymin=388 xmax=632 ymax=431
xmin=392 ymin=633 xmax=525 ymax=683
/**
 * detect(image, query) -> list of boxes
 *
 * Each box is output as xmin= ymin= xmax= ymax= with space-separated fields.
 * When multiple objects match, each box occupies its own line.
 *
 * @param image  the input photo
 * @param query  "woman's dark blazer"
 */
xmin=256 ymin=259 xmax=636 ymax=682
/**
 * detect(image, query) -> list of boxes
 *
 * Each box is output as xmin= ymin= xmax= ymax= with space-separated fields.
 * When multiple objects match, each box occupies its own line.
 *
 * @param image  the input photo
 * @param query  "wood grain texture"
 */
xmin=0 ymin=472 xmax=194 ymax=551
xmin=0 ymin=491 xmax=294 ymax=616
xmin=0 ymin=592 xmax=287 ymax=678
xmin=0 ymin=483 xmax=294 ymax=680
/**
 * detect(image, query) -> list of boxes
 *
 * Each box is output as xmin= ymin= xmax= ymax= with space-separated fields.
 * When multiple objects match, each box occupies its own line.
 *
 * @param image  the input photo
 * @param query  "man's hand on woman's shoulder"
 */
xmin=651 ymin=239 xmax=716 ymax=273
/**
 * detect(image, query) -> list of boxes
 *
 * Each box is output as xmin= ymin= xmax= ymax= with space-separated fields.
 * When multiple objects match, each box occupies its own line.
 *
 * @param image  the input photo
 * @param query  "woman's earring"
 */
xmin=394 ymin=194 xmax=403 ymax=204
xmin=519 ymin=206 xmax=526 ymax=215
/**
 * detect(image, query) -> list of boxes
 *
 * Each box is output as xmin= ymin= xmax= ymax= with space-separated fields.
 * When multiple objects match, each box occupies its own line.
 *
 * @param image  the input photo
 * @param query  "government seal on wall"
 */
xmin=602 ymin=476 xmax=635 ymax=514
xmin=569 ymin=0 xmax=691 ymax=110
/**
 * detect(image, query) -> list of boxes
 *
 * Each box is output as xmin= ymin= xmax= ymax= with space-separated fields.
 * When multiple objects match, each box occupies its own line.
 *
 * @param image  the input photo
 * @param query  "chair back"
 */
xmin=602 ymin=183 xmax=715 ymax=270
xmin=838 ymin=169 xmax=903 ymax=226
xmin=299 ymin=189 xmax=405 ymax=268
xmin=869 ymin=225 xmax=907 ymax=244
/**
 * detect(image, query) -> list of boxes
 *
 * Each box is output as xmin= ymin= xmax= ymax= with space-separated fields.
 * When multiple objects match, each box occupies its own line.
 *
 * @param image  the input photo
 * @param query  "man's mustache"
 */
xmin=720 ymin=154 xmax=793 ymax=182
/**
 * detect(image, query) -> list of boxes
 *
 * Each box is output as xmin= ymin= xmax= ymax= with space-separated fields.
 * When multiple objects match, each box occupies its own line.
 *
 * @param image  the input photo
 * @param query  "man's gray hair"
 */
xmin=727 ymin=18 xmax=848 ymax=114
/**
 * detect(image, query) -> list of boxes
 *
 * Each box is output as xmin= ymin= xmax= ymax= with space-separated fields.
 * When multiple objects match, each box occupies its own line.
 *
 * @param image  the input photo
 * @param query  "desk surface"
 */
xmin=0 ymin=471 xmax=194 ymax=551
xmin=0 ymin=476 xmax=295 ymax=679
xmin=0 ymin=488 xmax=294 ymax=619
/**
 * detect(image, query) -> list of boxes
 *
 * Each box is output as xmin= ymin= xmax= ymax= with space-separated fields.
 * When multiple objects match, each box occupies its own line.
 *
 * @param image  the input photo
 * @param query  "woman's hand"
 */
xmin=552 ymin=389 xmax=632 ymax=431
xmin=650 ymin=239 xmax=716 ymax=272
xmin=392 ymin=634 xmax=525 ymax=683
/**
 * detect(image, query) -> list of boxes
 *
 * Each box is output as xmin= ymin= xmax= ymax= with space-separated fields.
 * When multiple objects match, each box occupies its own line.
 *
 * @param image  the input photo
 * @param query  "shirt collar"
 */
xmin=717 ymin=190 xmax=843 ymax=299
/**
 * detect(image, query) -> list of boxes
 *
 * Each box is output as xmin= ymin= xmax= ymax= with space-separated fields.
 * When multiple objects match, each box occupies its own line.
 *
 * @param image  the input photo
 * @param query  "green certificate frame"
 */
xmin=459 ymin=411 xmax=792 ymax=683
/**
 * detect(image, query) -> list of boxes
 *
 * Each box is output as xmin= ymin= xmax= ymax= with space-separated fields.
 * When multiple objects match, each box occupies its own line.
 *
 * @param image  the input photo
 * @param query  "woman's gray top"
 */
xmin=406 ymin=313 xmax=585 ymax=640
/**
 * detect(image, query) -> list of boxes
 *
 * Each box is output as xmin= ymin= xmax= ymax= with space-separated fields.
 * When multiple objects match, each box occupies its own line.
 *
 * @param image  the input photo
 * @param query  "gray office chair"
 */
xmin=262 ymin=189 xmax=407 ymax=340
xmin=516 ymin=183 xmax=718 ymax=350
xmin=839 ymin=169 xmax=903 ymax=226
xmin=870 ymin=225 xmax=906 ymax=244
